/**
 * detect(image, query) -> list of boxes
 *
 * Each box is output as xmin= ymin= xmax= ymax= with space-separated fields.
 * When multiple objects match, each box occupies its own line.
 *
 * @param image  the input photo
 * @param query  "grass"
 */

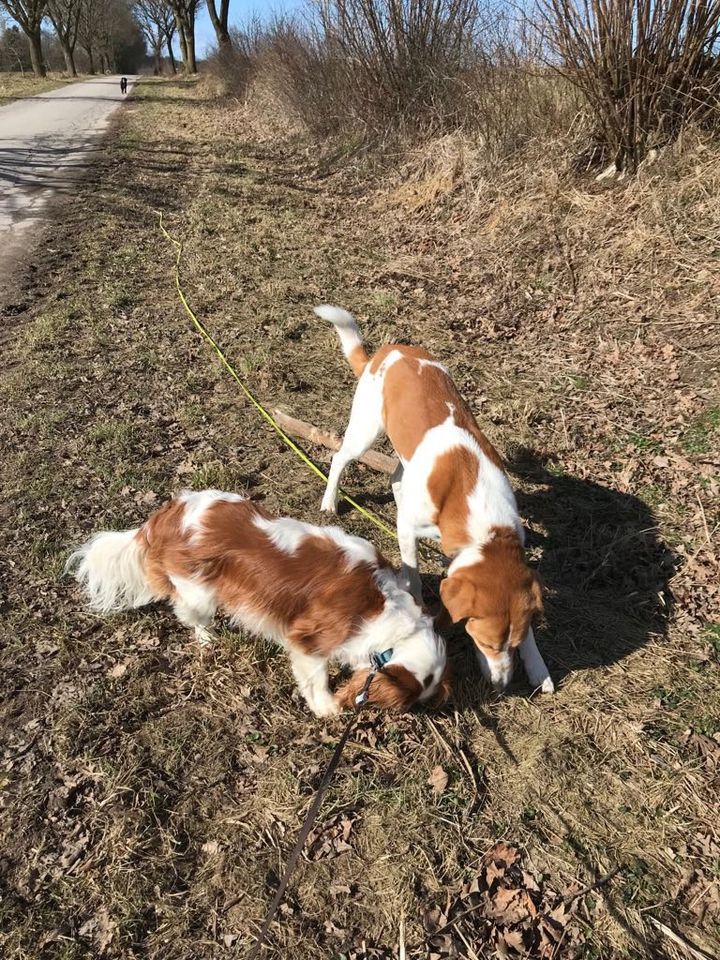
xmin=0 ymin=71 xmax=87 ymax=104
xmin=0 ymin=76 xmax=718 ymax=960
xmin=682 ymin=407 xmax=720 ymax=455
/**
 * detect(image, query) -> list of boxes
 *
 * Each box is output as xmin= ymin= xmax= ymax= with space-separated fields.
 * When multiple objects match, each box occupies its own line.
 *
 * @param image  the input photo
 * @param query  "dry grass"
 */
xmin=0 ymin=77 xmax=718 ymax=960
xmin=0 ymin=71 xmax=88 ymax=104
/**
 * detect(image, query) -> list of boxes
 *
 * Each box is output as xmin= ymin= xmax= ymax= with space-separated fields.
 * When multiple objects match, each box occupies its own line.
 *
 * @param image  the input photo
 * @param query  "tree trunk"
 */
xmin=27 ymin=27 xmax=46 ymax=78
xmin=84 ymin=45 xmax=96 ymax=74
xmin=177 ymin=23 xmax=189 ymax=70
xmin=153 ymin=45 xmax=161 ymax=75
xmin=60 ymin=41 xmax=78 ymax=77
xmin=206 ymin=0 xmax=231 ymax=47
xmin=166 ymin=38 xmax=177 ymax=74
xmin=184 ymin=21 xmax=196 ymax=73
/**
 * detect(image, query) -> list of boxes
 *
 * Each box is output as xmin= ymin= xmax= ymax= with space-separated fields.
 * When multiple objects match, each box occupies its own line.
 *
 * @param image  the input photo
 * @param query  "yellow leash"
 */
xmin=158 ymin=213 xmax=399 ymax=542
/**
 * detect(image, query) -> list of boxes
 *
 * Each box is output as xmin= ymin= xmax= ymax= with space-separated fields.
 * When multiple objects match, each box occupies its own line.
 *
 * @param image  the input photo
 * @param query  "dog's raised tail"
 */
xmin=66 ymin=528 xmax=155 ymax=613
xmin=314 ymin=304 xmax=369 ymax=377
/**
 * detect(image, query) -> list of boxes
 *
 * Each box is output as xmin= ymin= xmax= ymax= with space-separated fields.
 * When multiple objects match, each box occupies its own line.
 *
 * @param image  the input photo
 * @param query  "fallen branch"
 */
xmin=647 ymin=917 xmax=716 ymax=960
xmin=272 ymin=410 xmax=399 ymax=475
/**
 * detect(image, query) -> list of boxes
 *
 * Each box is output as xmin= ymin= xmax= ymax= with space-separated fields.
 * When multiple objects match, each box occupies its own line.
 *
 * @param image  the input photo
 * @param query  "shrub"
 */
xmin=539 ymin=0 xmax=720 ymax=171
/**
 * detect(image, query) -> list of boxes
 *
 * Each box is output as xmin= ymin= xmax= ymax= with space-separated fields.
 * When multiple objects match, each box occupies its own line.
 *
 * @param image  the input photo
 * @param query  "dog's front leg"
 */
xmin=321 ymin=448 xmax=354 ymax=514
xmin=518 ymin=627 xmax=555 ymax=693
xmin=289 ymin=649 xmax=339 ymax=717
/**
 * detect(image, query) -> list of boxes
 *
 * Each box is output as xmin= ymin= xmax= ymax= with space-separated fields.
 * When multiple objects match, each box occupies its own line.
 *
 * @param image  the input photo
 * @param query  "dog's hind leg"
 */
xmin=321 ymin=373 xmax=384 ymax=514
xmin=397 ymin=506 xmax=422 ymax=602
xmin=390 ymin=462 xmax=404 ymax=507
xmin=170 ymin=575 xmax=218 ymax=645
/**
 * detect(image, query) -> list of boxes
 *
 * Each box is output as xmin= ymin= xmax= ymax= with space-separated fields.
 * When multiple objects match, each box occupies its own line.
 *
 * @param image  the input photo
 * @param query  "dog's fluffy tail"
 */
xmin=66 ymin=528 xmax=155 ymax=613
xmin=314 ymin=304 xmax=369 ymax=377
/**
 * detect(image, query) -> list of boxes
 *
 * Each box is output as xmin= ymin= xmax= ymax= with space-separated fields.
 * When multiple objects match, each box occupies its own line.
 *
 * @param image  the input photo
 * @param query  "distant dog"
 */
xmin=315 ymin=305 xmax=553 ymax=694
xmin=67 ymin=490 xmax=449 ymax=717
xmin=120 ymin=77 xmax=128 ymax=95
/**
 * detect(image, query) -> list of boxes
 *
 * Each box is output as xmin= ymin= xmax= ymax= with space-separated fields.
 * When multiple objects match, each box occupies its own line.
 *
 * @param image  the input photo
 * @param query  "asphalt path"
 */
xmin=0 ymin=74 xmax=136 ymax=289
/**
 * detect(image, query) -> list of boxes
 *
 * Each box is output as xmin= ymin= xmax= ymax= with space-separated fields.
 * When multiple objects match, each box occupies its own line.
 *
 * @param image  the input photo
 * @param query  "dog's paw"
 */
xmin=310 ymin=693 xmax=340 ymax=718
xmin=195 ymin=625 xmax=215 ymax=647
xmin=320 ymin=497 xmax=338 ymax=515
xmin=528 ymin=673 xmax=555 ymax=694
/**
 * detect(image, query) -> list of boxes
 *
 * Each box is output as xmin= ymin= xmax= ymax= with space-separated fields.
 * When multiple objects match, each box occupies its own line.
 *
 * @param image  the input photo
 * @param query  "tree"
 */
xmin=0 ymin=23 xmax=32 ymax=70
xmin=47 ymin=0 xmax=82 ymax=75
xmin=167 ymin=0 xmax=198 ymax=72
xmin=206 ymin=0 xmax=230 ymax=48
xmin=132 ymin=0 xmax=174 ymax=73
xmin=78 ymin=0 xmax=145 ymax=73
xmin=0 ymin=0 xmax=48 ymax=75
xmin=77 ymin=0 xmax=103 ymax=72
xmin=163 ymin=11 xmax=175 ymax=71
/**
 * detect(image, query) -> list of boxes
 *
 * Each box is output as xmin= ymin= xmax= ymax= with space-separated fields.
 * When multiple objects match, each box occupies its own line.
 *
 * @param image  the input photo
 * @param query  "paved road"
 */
xmin=0 ymin=75 xmax=136 ymax=288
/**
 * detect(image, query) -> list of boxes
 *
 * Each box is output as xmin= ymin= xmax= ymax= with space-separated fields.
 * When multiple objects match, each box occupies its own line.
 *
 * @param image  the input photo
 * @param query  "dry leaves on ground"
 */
xmin=425 ymin=842 xmax=596 ymax=958
xmin=305 ymin=808 xmax=359 ymax=862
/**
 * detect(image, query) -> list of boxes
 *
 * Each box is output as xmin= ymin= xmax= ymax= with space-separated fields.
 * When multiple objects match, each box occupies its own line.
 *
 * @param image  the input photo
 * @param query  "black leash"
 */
xmin=247 ymin=653 xmax=391 ymax=959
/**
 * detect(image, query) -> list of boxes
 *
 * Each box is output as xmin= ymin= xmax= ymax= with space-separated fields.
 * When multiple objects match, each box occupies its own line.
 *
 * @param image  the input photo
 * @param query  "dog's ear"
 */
xmin=430 ymin=661 xmax=453 ymax=706
xmin=440 ymin=574 xmax=476 ymax=624
xmin=335 ymin=665 xmax=422 ymax=712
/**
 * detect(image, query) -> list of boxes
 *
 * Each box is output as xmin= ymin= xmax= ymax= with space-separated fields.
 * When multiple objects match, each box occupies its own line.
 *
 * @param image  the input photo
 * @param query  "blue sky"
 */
xmin=195 ymin=0 xmax=305 ymax=57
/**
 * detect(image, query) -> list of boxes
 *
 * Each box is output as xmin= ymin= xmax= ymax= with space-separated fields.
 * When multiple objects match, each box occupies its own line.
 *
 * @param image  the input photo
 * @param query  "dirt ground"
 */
xmin=1 ymin=78 xmax=719 ymax=960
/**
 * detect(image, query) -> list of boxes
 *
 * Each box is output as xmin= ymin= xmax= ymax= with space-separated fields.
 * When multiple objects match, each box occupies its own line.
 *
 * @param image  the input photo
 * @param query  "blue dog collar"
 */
xmin=354 ymin=648 xmax=394 ymax=707
xmin=372 ymin=648 xmax=394 ymax=670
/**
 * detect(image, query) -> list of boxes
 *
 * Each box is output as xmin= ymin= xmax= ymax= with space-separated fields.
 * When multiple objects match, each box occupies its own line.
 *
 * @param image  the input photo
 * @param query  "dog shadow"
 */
xmin=510 ymin=446 xmax=675 ymax=684
xmin=422 ymin=445 xmax=676 ymax=705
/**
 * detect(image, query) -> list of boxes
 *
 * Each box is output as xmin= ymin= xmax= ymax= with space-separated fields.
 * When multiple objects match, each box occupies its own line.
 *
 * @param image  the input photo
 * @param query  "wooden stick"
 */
xmin=272 ymin=410 xmax=399 ymax=475
xmin=647 ymin=917 xmax=716 ymax=960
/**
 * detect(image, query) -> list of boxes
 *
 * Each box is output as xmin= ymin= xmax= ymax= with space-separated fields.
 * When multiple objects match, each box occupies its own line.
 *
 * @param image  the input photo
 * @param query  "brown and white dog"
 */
xmin=67 ymin=490 xmax=449 ymax=716
xmin=315 ymin=305 xmax=553 ymax=694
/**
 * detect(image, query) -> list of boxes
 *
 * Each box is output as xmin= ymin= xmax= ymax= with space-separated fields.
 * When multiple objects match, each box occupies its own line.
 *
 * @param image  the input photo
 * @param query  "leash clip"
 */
xmin=354 ymin=648 xmax=394 ymax=708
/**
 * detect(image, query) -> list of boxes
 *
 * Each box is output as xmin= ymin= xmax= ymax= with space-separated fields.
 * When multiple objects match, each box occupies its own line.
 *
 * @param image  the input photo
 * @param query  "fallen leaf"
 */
xmin=428 ymin=764 xmax=449 ymax=794
xmin=79 ymin=906 xmax=116 ymax=954
xmin=486 ymin=841 xmax=520 ymax=867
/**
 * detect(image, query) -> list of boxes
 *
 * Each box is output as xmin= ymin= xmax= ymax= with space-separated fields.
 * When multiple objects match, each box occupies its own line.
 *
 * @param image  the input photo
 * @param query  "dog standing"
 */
xmin=315 ymin=305 xmax=553 ymax=694
xmin=68 ymin=489 xmax=449 ymax=716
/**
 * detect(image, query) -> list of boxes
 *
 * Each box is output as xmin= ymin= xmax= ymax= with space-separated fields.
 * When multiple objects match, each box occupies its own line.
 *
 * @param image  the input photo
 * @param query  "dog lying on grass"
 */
xmin=67 ymin=489 xmax=449 ymax=716
xmin=315 ymin=305 xmax=553 ymax=694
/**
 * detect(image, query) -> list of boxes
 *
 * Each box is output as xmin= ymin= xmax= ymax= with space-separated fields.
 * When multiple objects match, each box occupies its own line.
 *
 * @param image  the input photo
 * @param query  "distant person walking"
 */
xmin=120 ymin=77 xmax=128 ymax=95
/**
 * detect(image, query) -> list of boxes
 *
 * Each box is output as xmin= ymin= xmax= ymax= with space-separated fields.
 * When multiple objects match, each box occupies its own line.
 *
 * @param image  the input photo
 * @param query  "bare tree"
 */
xmin=133 ymin=0 xmax=165 ymax=72
xmin=0 ymin=0 xmax=48 ymax=75
xmin=168 ymin=0 xmax=199 ymax=72
xmin=77 ymin=0 xmax=143 ymax=73
xmin=152 ymin=0 xmax=176 ymax=72
xmin=163 ymin=13 xmax=176 ymax=71
xmin=47 ymin=0 xmax=82 ymax=75
xmin=77 ymin=0 xmax=99 ymax=71
xmin=206 ymin=0 xmax=230 ymax=47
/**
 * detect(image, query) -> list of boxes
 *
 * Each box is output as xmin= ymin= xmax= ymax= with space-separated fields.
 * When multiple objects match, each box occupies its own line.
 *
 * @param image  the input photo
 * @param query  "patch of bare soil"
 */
xmin=0 ymin=78 xmax=718 ymax=960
